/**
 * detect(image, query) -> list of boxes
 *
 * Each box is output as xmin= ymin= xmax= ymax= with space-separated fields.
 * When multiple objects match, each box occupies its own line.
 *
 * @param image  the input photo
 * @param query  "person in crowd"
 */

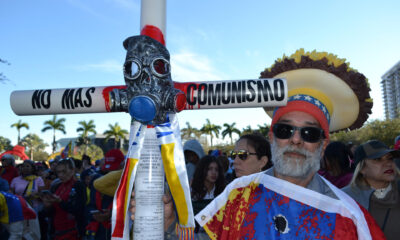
xmin=10 ymin=160 xmax=45 ymax=213
xmin=319 ymin=141 xmax=354 ymax=188
xmin=86 ymin=149 xmax=125 ymax=240
xmin=0 ymin=176 xmax=9 ymax=192
xmin=183 ymin=139 xmax=205 ymax=184
xmin=192 ymin=49 xmax=384 ymax=239
xmin=0 ymin=191 xmax=40 ymax=240
xmin=0 ymin=154 xmax=19 ymax=185
xmin=191 ymin=156 xmax=225 ymax=239
xmin=41 ymin=158 xmax=86 ymax=239
xmin=74 ymin=158 xmax=83 ymax=178
xmin=82 ymin=154 xmax=93 ymax=171
xmin=231 ymin=133 xmax=272 ymax=178
xmin=94 ymin=159 xmax=102 ymax=171
xmin=343 ymin=140 xmax=400 ymax=239
xmin=130 ymin=50 xmax=385 ymax=239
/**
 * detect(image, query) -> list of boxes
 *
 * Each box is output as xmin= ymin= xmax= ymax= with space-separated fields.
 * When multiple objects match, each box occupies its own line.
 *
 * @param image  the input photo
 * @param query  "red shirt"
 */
xmin=0 ymin=166 xmax=19 ymax=185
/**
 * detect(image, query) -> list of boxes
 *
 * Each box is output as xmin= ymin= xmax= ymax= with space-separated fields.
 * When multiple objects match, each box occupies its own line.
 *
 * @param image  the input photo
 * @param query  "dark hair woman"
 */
xmin=11 ymin=160 xmax=45 ymax=212
xmin=232 ymin=133 xmax=272 ymax=178
xmin=41 ymin=158 xmax=86 ymax=240
xmin=191 ymin=156 xmax=226 ymax=238
xmin=319 ymin=141 xmax=354 ymax=188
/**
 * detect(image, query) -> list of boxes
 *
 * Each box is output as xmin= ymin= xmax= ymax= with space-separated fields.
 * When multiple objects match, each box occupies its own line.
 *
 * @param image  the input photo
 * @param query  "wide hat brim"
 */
xmin=265 ymin=68 xmax=359 ymax=132
xmin=261 ymin=49 xmax=372 ymax=132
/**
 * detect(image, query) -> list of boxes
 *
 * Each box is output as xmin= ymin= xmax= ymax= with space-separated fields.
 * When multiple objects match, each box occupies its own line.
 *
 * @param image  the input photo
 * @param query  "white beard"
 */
xmin=271 ymin=139 xmax=323 ymax=178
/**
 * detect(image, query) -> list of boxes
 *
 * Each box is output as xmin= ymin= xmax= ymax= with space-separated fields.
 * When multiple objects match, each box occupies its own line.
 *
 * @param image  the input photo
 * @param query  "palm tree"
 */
xmin=42 ymin=115 xmax=66 ymax=153
xmin=11 ymin=120 xmax=29 ymax=144
xmin=21 ymin=133 xmax=48 ymax=160
xmin=241 ymin=125 xmax=253 ymax=135
xmin=76 ymin=120 xmax=96 ymax=154
xmin=200 ymin=119 xmax=221 ymax=147
xmin=181 ymin=122 xmax=200 ymax=140
xmin=222 ymin=122 xmax=241 ymax=145
xmin=103 ymin=123 xmax=129 ymax=149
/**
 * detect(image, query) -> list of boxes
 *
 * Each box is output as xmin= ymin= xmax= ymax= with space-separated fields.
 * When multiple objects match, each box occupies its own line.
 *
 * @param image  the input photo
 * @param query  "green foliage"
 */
xmin=257 ymin=123 xmax=270 ymax=138
xmin=241 ymin=125 xmax=253 ymax=136
xmin=181 ymin=122 xmax=201 ymax=141
xmin=33 ymin=151 xmax=50 ymax=162
xmin=0 ymin=58 xmax=10 ymax=83
xmin=200 ymin=119 xmax=221 ymax=147
xmin=11 ymin=120 xmax=29 ymax=144
xmin=73 ymin=144 xmax=104 ymax=162
xmin=103 ymin=123 xmax=129 ymax=149
xmin=42 ymin=115 xmax=66 ymax=153
xmin=221 ymin=122 xmax=240 ymax=145
xmin=21 ymin=133 xmax=48 ymax=160
xmin=76 ymin=120 xmax=96 ymax=154
xmin=330 ymin=118 xmax=400 ymax=147
xmin=0 ymin=136 xmax=12 ymax=152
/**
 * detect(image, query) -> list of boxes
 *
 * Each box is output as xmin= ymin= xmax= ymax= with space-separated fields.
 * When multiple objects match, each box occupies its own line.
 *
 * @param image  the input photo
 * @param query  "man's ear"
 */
xmin=268 ymin=131 xmax=274 ymax=142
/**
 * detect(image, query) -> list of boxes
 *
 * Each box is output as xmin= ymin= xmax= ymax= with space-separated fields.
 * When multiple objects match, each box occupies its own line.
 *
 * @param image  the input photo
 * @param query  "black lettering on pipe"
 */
xmin=198 ymin=83 xmax=207 ymax=105
xmin=84 ymin=87 xmax=95 ymax=107
xmin=221 ymin=82 xmax=231 ymax=104
xmin=62 ymin=89 xmax=75 ymax=109
xmin=208 ymin=83 xmax=221 ymax=106
xmin=246 ymin=80 xmax=256 ymax=102
xmin=274 ymin=79 xmax=285 ymax=101
xmin=186 ymin=84 xmax=197 ymax=105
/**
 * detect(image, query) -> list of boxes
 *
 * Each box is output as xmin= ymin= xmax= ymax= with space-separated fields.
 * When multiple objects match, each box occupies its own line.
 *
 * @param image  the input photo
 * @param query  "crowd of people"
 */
xmin=1 ymin=49 xmax=399 ymax=239
xmin=1 ymin=132 xmax=400 ymax=239
xmin=0 ymin=148 xmax=125 ymax=240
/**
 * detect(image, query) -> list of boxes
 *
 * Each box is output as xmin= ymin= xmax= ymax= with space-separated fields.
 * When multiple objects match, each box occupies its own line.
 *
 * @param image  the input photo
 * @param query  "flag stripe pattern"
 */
xmin=156 ymin=114 xmax=194 ymax=239
xmin=111 ymin=122 xmax=144 ymax=238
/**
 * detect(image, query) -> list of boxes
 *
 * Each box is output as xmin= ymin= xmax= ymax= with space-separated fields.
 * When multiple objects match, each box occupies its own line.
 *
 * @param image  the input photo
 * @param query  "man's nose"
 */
xmin=289 ymin=128 xmax=303 ymax=145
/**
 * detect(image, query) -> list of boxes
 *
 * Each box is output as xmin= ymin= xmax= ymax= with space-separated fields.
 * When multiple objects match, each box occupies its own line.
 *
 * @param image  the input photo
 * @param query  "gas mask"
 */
xmin=109 ymin=35 xmax=185 ymax=124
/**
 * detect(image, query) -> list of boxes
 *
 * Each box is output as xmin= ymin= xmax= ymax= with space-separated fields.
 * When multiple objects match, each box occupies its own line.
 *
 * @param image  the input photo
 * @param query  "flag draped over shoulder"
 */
xmin=0 ymin=191 xmax=36 ymax=224
xmin=195 ymin=172 xmax=385 ymax=240
xmin=111 ymin=114 xmax=194 ymax=239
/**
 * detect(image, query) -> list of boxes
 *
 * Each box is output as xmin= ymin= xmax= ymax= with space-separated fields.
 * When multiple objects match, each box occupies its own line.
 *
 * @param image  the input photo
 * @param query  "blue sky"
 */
xmin=1 ymin=0 xmax=399 ymax=150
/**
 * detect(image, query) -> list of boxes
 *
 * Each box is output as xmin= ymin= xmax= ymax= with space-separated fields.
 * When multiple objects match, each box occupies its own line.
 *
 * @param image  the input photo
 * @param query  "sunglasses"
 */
xmin=230 ymin=150 xmax=257 ymax=161
xmin=272 ymin=123 xmax=325 ymax=143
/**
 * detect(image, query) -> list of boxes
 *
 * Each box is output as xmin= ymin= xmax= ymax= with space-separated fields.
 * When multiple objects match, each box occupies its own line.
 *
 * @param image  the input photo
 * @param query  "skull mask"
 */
xmin=120 ymin=35 xmax=184 ymax=124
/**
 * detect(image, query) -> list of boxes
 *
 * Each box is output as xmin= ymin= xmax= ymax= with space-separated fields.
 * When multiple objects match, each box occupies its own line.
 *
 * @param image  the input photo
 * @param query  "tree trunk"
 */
xmin=52 ymin=130 xmax=56 ymax=153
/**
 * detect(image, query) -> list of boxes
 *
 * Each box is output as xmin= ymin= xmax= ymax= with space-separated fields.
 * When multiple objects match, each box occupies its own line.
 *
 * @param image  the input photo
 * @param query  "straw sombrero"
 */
xmin=260 ymin=49 xmax=372 ymax=135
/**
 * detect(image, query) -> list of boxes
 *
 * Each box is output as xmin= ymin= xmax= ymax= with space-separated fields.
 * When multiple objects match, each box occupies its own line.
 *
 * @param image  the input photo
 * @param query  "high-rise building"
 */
xmin=381 ymin=61 xmax=400 ymax=119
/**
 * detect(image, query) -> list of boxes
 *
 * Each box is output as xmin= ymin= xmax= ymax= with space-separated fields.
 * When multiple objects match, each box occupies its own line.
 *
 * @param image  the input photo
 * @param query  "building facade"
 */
xmin=381 ymin=61 xmax=400 ymax=119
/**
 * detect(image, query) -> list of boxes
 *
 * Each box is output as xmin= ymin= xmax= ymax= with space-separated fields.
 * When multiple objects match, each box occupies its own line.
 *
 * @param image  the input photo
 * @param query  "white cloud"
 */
xmin=71 ymin=59 xmax=123 ymax=73
xmin=171 ymin=50 xmax=227 ymax=82
xmin=106 ymin=0 xmax=139 ymax=11
xmin=66 ymin=0 xmax=106 ymax=19
xmin=245 ymin=50 xmax=260 ymax=57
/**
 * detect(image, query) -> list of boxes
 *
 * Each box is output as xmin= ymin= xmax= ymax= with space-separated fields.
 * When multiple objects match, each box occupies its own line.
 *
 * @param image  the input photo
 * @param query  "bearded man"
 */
xmin=194 ymin=49 xmax=385 ymax=240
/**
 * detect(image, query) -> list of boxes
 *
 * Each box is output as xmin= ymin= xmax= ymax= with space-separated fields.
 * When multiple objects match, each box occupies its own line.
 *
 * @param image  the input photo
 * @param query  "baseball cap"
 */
xmin=101 ymin=149 xmax=125 ymax=171
xmin=354 ymin=140 xmax=400 ymax=166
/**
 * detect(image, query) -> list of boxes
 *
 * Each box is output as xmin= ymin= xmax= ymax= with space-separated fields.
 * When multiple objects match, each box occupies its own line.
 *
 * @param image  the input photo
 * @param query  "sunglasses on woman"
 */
xmin=272 ymin=123 xmax=325 ymax=143
xmin=230 ymin=150 xmax=257 ymax=161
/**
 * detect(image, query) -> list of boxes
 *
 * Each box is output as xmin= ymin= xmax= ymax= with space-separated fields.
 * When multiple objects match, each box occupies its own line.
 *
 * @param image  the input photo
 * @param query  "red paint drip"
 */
xmin=175 ymin=92 xmax=187 ymax=112
xmin=102 ymin=85 xmax=127 ymax=112
xmin=141 ymin=25 xmax=165 ymax=45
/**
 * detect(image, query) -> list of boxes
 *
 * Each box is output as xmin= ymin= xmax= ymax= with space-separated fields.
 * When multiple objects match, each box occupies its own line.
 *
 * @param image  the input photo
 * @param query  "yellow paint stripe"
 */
xmin=161 ymin=143 xmax=189 ymax=225
xmin=289 ymin=88 xmax=333 ymax=115
xmin=123 ymin=158 xmax=139 ymax=215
